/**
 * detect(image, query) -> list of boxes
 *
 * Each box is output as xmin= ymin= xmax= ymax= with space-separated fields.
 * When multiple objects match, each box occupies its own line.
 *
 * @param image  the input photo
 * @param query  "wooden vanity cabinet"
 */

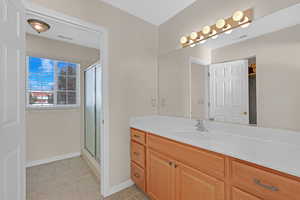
xmin=147 ymin=150 xmax=175 ymax=200
xmin=231 ymin=187 xmax=262 ymax=200
xmin=230 ymin=159 xmax=300 ymax=200
xmin=175 ymin=161 xmax=225 ymax=200
xmin=130 ymin=128 xmax=147 ymax=192
xmin=130 ymin=128 xmax=300 ymax=200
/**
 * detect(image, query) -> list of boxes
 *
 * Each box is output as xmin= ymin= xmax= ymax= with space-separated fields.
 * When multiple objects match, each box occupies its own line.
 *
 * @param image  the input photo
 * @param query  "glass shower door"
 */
xmin=95 ymin=66 xmax=102 ymax=162
xmin=84 ymin=67 xmax=96 ymax=156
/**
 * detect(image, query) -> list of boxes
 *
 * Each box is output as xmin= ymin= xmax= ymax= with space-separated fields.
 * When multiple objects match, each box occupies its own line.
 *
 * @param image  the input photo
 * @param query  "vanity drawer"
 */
xmin=131 ymin=161 xmax=146 ymax=192
xmin=231 ymin=160 xmax=300 ymax=200
xmin=131 ymin=128 xmax=146 ymax=145
xmin=232 ymin=187 xmax=262 ymax=200
xmin=131 ymin=141 xmax=146 ymax=168
xmin=148 ymin=134 xmax=225 ymax=180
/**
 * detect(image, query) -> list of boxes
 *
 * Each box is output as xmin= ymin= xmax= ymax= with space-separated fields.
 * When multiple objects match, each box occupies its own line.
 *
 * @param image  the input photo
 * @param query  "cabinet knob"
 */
xmin=133 ymin=134 xmax=140 ymax=138
xmin=134 ymin=173 xmax=140 ymax=178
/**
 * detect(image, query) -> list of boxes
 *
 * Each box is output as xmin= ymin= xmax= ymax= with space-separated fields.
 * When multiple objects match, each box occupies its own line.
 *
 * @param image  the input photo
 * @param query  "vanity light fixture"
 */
xmin=202 ymin=26 xmax=211 ymax=35
xmin=210 ymin=30 xmax=218 ymax=39
xmin=225 ymin=29 xmax=233 ymax=34
xmin=241 ymin=21 xmax=251 ymax=28
xmin=202 ymin=26 xmax=218 ymax=39
xmin=180 ymin=36 xmax=188 ymax=44
xmin=216 ymin=18 xmax=232 ymax=34
xmin=27 ymin=19 xmax=50 ymax=33
xmin=190 ymin=32 xmax=199 ymax=40
xmin=233 ymin=10 xmax=250 ymax=27
xmin=232 ymin=10 xmax=245 ymax=22
xmin=180 ymin=8 xmax=253 ymax=48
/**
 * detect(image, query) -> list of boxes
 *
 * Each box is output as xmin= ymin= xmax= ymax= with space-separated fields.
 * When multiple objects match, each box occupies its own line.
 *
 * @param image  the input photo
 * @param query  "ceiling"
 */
xmin=26 ymin=12 xmax=101 ymax=49
xmin=100 ymin=0 xmax=196 ymax=25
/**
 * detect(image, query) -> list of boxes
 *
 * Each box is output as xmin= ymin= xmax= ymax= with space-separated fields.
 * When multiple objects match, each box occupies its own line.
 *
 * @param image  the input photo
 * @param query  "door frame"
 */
xmin=188 ymin=57 xmax=210 ymax=120
xmin=25 ymin=2 xmax=111 ymax=197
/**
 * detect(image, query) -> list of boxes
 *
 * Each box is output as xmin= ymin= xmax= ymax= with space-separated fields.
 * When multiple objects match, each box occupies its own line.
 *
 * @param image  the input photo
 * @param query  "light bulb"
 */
xmin=202 ymin=26 xmax=211 ymax=35
xmin=233 ymin=10 xmax=244 ymax=22
xmin=190 ymin=32 xmax=198 ymax=40
xmin=34 ymin=24 xmax=43 ymax=31
xmin=200 ymin=40 xmax=207 ymax=44
xmin=190 ymin=43 xmax=196 ymax=47
xmin=180 ymin=36 xmax=188 ymax=44
xmin=216 ymin=19 xmax=226 ymax=29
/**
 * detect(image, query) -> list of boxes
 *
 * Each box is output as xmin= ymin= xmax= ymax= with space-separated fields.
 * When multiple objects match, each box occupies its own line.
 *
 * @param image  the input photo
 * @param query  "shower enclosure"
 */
xmin=84 ymin=63 xmax=102 ymax=162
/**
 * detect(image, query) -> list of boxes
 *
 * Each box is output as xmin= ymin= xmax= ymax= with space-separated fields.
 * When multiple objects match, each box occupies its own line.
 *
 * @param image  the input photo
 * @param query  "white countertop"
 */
xmin=130 ymin=115 xmax=300 ymax=177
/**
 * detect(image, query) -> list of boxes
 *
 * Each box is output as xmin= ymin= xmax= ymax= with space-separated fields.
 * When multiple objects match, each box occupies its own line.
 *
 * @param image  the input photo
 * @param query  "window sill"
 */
xmin=26 ymin=105 xmax=80 ymax=111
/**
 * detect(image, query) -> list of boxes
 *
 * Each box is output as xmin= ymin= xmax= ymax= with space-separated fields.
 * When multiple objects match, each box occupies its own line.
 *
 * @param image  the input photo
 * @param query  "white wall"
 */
xmin=26 ymin=34 xmax=99 ymax=163
xmin=158 ymin=45 xmax=210 ymax=117
xmin=28 ymin=0 xmax=158 ymax=188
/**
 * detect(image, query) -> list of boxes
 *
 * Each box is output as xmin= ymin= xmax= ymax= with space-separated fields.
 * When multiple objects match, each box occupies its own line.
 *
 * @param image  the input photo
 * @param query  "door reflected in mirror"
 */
xmin=191 ymin=58 xmax=257 ymax=125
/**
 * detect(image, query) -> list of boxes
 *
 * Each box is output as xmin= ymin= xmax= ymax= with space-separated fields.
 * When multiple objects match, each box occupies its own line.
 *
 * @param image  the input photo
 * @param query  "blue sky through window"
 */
xmin=28 ymin=56 xmax=79 ymax=106
xmin=28 ymin=57 xmax=55 ymax=91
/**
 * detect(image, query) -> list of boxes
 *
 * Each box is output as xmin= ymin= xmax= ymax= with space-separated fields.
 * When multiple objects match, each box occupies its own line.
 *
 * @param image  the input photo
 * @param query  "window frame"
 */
xmin=26 ymin=56 xmax=81 ymax=109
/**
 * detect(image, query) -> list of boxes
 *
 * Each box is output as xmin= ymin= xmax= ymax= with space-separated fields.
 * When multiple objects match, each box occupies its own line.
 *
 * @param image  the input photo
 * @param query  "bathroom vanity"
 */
xmin=130 ymin=116 xmax=300 ymax=200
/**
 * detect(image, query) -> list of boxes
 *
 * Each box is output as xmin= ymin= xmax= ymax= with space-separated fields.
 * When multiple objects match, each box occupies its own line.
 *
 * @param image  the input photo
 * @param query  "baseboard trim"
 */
xmin=108 ymin=179 xmax=134 ymax=196
xmin=81 ymin=149 xmax=101 ymax=182
xmin=26 ymin=152 xmax=81 ymax=168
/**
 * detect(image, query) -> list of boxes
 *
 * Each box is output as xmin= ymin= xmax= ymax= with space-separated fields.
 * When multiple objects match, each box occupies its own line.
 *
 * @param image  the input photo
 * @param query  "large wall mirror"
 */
xmin=158 ymin=4 xmax=300 ymax=131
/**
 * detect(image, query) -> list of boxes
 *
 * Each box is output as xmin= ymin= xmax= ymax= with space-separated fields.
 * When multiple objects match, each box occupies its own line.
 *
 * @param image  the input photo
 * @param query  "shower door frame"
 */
xmin=84 ymin=63 xmax=102 ymax=162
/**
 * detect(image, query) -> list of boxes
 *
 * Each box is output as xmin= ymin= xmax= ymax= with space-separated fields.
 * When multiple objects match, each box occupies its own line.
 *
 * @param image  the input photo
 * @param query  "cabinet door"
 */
xmin=175 ymin=162 xmax=225 ymax=200
xmin=147 ymin=150 xmax=175 ymax=200
xmin=232 ymin=187 xmax=262 ymax=200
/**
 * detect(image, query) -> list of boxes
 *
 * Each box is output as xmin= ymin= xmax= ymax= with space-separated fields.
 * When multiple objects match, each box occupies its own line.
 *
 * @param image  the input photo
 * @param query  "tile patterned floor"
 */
xmin=26 ymin=156 xmax=148 ymax=200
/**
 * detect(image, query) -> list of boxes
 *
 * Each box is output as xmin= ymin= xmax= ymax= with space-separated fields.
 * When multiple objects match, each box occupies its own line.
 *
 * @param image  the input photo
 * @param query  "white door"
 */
xmin=0 ymin=0 xmax=25 ymax=199
xmin=209 ymin=60 xmax=249 ymax=124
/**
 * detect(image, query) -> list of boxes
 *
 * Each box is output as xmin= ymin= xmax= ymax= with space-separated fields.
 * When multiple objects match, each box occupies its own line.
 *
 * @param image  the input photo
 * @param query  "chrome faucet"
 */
xmin=195 ymin=119 xmax=208 ymax=132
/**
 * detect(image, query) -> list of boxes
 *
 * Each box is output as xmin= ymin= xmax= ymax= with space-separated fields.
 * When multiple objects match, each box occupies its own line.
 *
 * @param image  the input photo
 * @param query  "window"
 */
xmin=27 ymin=56 xmax=80 ymax=108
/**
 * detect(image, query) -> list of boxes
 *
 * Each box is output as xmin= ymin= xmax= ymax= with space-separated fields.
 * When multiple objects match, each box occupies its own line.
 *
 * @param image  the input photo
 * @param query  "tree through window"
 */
xmin=27 ymin=56 xmax=80 ymax=108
